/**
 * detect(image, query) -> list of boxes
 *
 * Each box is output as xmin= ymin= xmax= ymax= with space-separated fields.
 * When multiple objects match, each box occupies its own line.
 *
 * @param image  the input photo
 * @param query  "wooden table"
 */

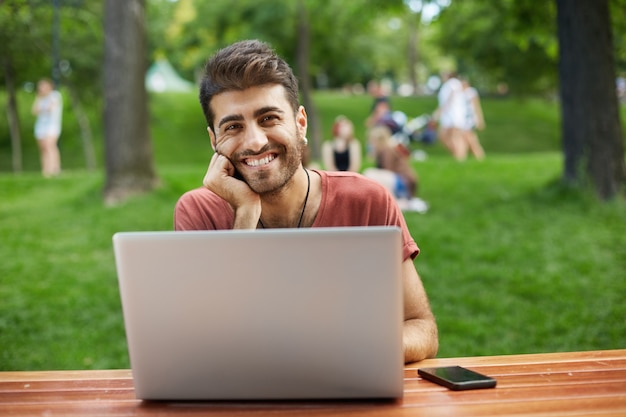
xmin=1 ymin=349 xmax=625 ymax=416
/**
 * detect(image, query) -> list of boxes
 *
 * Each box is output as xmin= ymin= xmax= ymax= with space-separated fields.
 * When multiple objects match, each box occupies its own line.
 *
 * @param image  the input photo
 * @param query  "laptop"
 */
xmin=113 ymin=226 xmax=404 ymax=400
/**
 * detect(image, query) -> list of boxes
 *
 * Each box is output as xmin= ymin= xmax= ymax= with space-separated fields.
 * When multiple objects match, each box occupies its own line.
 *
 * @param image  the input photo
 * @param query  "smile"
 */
xmin=244 ymin=153 xmax=276 ymax=167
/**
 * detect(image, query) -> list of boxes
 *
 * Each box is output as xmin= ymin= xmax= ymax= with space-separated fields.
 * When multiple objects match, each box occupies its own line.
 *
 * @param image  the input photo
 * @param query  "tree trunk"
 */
xmin=3 ymin=56 xmax=22 ymax=173
xmin=556 ymin=0 xmax=625 ymax=199
xmin=103 ymin=0 xmax=157 ymax=205
xmin=296 ymin=0 xmax=321 ymax=164
xmin=407 ymin=11 xmax=420 ymax=95
xmin=66 ymin=82 xmax=96 ymax=171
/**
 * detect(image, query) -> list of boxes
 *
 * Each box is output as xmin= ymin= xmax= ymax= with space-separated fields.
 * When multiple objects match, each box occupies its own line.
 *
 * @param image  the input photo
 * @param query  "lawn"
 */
xmin=0 ymin=91 xmax=625 ymax=370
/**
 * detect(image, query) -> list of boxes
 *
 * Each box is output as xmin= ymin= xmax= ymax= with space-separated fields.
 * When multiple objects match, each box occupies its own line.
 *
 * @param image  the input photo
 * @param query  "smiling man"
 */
xmin=174 ymin=40 xmax=438 ymax=363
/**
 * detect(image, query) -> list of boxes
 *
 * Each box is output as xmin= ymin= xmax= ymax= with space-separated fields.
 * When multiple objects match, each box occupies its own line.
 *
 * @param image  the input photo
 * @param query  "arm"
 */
xmin=31 ymin=97 xmax=40 ymax=116
xmin=202 ymin=152 xmax=261 ymax=229
xmin=348 ymin=141 xmax=362 ymax=172
xmin=376 ymin=147 xmax=395 ymax=172
xmin=471 ymin=94 xmax=485 ymax=130
xmin=401 ymin=258 xmax=438 ymax=363
xmin=321 ymin=142 xmax=337 ymax=171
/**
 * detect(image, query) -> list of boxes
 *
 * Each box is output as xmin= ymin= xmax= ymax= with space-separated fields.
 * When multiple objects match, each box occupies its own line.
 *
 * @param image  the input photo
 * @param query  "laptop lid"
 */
xmin=113 ymin=226 xmax=404 ymax=400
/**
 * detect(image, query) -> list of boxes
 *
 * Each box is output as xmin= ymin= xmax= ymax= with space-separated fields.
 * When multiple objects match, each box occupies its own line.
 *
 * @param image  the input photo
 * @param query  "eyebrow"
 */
xmin=217 ymin=106 xmax=285 ymax=129
xmin=217 ymin=114 xmax=243 ymax=129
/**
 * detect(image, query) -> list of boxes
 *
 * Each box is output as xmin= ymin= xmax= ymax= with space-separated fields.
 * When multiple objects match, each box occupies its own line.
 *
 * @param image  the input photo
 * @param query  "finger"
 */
xmin=204 ymin=153 xmax=224 ymax=187
xmin=204 ymin=153 xmax=236 ymax=188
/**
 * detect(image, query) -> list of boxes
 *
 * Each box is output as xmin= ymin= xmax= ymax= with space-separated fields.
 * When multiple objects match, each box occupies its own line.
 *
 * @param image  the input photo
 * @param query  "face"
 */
xmin=37 ymin=80 xmax=52 ymax=95
xmin=208 ymin=84 xmax=307 ymax=195
xmin=338 ymin=120 xmax=353 ymax=138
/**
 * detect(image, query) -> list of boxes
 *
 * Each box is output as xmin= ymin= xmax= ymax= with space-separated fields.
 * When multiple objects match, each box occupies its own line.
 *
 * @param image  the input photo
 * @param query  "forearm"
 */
xmin=403 ymin=317 xmax=439 ymax=363
xmin=233 ymin=205 xmax=262 ymax=229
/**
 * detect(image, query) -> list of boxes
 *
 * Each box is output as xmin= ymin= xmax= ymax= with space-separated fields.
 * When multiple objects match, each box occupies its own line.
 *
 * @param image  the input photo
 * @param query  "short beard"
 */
xmin=242 ymin=131 xmax=306 ymax=196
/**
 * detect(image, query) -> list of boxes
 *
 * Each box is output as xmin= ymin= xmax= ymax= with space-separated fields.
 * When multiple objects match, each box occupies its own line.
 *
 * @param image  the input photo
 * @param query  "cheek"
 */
xmin=214 ymin=132 xmax=238 ymax=152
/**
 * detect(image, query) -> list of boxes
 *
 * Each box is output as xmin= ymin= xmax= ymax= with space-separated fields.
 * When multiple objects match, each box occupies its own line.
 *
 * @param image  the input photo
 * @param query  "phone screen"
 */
xmin=418 ymin=366 xmax=497 ymax=391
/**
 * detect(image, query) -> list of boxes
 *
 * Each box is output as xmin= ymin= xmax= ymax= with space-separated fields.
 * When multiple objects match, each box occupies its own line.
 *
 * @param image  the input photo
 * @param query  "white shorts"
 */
xmin=35 ymin=123 xmax=61 ymax=140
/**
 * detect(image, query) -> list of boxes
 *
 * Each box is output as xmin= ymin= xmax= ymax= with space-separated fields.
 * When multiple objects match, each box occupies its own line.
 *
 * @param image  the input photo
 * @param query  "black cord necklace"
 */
xmin=258 ymin=168 xmax=310 ymax=229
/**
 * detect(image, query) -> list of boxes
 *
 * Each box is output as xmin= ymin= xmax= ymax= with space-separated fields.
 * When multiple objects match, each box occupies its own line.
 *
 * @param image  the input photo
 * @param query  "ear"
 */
xmin=207 ymin=127 xmax=217 ymax=151
xmin=296 ymin=105 xmax=308 ymax=138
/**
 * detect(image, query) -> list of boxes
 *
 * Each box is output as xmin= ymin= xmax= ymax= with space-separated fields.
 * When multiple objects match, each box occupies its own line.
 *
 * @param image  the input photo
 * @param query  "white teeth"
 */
xmin=246 ymin=154 xmax=274 ymax=167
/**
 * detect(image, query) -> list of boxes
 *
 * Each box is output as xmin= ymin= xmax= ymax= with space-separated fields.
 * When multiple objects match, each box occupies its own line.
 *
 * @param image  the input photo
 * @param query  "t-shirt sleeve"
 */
xmin=384 ymin=187 xmax=420 ymax=261
xmin=314 ymin=171 xmax=419 ymax=261
xmin=173 ymin=188 xmax=234 ymax=231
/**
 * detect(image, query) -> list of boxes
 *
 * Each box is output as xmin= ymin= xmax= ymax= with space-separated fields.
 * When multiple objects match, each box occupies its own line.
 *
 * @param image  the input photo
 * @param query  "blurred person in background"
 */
xmin=433 ymin=71 xmax=467 ymax=161
xmin=32 ymin=79 xmax=63 ymax=177
xmin=321 ymin=115 xmax=362 ymax=172
xmin=364 ymin=125 xmax=427 ymax=213
xmin=461 ymin=77 xmax=486 ymax=160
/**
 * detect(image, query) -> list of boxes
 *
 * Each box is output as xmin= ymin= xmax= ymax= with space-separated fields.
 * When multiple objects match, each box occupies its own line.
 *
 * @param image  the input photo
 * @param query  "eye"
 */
xmin=223 ymin=123 xmax=242 ymax=132
xmin=260 ymin=114 xmax=280 ymax=124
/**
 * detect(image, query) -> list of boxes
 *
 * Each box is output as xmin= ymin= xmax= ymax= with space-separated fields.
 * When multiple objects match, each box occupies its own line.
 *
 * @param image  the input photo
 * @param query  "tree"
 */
xmin=296 ymin=0 xmax=320 ymax=161
xmin=103 ymin=0 xmax=158 ymax=204
xmin=435 ymin=0 xmax=559 ymax=94
xmin=152 ymin=0 xmax=405 ymax=160
xmin=1 ymin=1 xmax=53 ymax=172
xmin=556 ymin=0 xmax=625 ymax=199
xmin=0 ymin=0 xmax=103 ymax=173
xmin=158 ymin=0 xmax=404 ymax=89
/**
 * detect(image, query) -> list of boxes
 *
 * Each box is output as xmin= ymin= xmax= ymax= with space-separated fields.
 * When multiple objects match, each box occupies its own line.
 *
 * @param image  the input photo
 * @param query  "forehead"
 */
xmin=210 ymin=84 xmax=292 ymax=124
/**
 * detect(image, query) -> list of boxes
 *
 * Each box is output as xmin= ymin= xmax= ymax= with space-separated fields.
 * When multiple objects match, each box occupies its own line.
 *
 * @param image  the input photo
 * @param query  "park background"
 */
xmin=1 ymin=0 xmax=625 ymax=370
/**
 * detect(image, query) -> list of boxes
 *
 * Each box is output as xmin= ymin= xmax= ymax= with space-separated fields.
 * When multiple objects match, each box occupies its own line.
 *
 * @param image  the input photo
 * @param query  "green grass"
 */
xmin=1 ymin=91 xmax=625 ymax=370
xmin=1 ymin=155 xmax=624 ymax=370
xmin=408 ymin=155 xmax=626 ymax=356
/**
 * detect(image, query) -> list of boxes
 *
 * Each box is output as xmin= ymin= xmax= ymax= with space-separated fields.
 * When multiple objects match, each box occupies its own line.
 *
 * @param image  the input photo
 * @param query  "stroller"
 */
xmin=377 ymin=111 xmax=437 ymax=147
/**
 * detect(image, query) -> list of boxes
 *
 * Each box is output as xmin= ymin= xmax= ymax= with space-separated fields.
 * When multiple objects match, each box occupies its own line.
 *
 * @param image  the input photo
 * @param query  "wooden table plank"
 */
xmin=3 ymin=395 xmax=626 ymax=417
xmin=411 ymin=349 xmax=626 ymax=365
xmin=405 ymin=369 xmax=626 ymax=391
xmin=0 ymin=369 xmax=132 ymax=382
xmin=1 ymin=350 xmax=624 ymax=417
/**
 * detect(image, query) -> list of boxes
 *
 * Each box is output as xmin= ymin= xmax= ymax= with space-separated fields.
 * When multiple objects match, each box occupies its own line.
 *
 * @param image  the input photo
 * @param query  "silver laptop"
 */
xmin=113 ymin=226 xmax=404 ymax=400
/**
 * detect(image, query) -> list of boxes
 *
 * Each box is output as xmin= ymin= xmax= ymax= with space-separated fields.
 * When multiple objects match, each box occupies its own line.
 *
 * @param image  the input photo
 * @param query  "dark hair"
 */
xmin=199 ymin=40 xmax=300 ymax=130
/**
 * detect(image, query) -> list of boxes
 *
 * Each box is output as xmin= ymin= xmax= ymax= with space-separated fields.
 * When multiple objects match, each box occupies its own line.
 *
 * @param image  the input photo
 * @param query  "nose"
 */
xmin=242 ymin=123 xmax=269 ymax=152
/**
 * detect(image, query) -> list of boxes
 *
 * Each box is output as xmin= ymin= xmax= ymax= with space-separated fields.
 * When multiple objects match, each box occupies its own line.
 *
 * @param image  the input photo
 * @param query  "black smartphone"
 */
xmin=418 ymin=366 xmax=497 ymax=391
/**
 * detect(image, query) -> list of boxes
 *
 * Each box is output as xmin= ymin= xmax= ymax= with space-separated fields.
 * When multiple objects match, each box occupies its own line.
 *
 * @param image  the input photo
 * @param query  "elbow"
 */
xmin=403 ymin=318 xmax=439 ymax=363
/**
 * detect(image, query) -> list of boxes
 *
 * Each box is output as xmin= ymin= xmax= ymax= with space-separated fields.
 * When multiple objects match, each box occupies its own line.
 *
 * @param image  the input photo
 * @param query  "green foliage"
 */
xmin=434 ymin=0 xmax=558 ymax=94
xmin=148 ymin=0 xmax=408 ymax=88
xmin=0 ymin=1 xmax=103 ymax=95
xmin=611 ymin=0 xmax=626 ymax=73
xmin=0 ymin=1 xmax=53 ymax=84
xmin=434 ymin=0 xmax=626 ymax=94
xmin=3 ymin=0 xmax=624 ymax=110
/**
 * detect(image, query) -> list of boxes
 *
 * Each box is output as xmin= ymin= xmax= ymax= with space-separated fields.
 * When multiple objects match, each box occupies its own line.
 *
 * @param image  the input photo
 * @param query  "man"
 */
xmin=174 ymin=40 xmax=438 ymax=363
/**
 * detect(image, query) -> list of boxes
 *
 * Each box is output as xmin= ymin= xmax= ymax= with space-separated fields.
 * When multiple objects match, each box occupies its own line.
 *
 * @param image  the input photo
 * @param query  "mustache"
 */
xmin=235 ymin=144 xmax=283 ymax=158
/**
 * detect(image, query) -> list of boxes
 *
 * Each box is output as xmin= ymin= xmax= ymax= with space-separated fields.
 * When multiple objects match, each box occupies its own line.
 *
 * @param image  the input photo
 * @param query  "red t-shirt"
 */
xmin=174 ymin=170 xmax=419 ymax=261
